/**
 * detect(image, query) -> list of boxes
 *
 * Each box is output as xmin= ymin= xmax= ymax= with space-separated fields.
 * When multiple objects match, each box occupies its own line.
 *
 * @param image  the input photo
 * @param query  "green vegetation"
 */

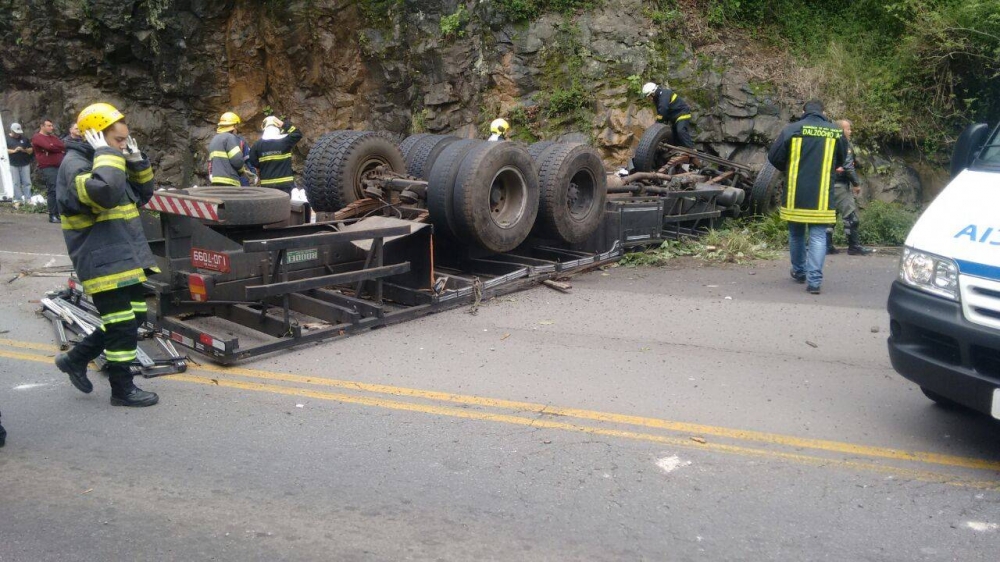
xmin=534 ymin=20 xmax=595 ymax=133
xmin=696 ymin=0 xmax=1000 ymax=148
xmin=620 ymin=202 xmax=919 ymax=267
xmin=440 ymin=5 xmax=469 ymax=38
xmin=359 ymin=0 xmax=403 ymax=28
xmin=494 ymin=0 xmax=602 ymax=21
xmin=643 ymin=0 xmax=681 ymax=25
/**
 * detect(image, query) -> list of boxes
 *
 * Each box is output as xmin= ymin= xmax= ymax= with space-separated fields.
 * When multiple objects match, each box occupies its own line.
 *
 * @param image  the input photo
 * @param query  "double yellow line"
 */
xmin=2 ymin=337 xmax=999 ymax=489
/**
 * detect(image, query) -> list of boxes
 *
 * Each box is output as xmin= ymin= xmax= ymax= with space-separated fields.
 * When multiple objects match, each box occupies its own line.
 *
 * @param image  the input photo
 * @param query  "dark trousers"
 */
xmin=41 ymin=166 xmax=59 ymax=216
xmin=673 ymin=119 xmax=695 ymax=149
xmin=67 ymin=283 xmax=147 ymax=391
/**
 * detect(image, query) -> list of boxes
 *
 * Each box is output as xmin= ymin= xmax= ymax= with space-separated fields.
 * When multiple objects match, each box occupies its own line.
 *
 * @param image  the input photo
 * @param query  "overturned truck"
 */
xmin=50 ymin=127 xmax=764 ymax=367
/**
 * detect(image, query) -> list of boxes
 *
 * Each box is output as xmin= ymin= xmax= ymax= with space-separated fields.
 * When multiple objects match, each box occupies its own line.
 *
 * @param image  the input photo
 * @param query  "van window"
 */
xmin=976 ymin=126 xmax=1000 ymax=167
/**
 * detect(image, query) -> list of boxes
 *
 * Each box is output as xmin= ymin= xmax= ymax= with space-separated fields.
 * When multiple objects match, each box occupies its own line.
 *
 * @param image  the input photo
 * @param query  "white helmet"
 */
xmin=641 ymin=82 xmax=658 ymax=97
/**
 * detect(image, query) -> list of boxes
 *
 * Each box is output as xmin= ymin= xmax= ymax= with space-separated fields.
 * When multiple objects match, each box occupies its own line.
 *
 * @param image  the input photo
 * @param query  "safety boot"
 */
xmin=847 ymin=228 xmax=871 ymax=255
xmin=55 ymin=353 xmax=93 ymax=394
xmin=109 ymin=371 xmax=159 ymax=407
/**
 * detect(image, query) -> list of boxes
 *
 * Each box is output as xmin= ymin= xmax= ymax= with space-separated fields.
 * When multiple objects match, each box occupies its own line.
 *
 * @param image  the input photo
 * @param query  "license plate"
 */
xmin=284 ymin=248 xmax=318 ymax=265
xmin=992 ymin=389 xmax=1000 ymax=420
xmin=191 ymin=248 xmax=230 ymax=273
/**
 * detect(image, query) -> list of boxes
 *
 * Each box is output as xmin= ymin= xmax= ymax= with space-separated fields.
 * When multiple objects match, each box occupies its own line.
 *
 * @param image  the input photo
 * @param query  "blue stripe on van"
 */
xmin=956 ymin=259 xmax=1000 ymax=281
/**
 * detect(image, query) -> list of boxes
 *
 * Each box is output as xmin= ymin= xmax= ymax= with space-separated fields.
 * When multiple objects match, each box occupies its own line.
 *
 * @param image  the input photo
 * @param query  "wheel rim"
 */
xmin=487 ymin=166 xmax=528 ymax=229
xmin=566 ymin=169 xmax=596 ymax=220
xmin=353 ymin=155 xmax=391 ymax=199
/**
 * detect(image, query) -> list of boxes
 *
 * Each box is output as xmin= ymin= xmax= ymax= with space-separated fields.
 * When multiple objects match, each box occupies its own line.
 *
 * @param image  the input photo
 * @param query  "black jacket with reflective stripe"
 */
xmin=207 ymin=132 xmax=245 ymax=186
xmin=767 ymin=112 xmax=848 ymax=224
xmin=248 ymin=123 xmax=303 ymax=190
xmin=654 ymin=87 xmax=692 ymax=123
xmin=56 ymin=140 xmax=158 ymax=294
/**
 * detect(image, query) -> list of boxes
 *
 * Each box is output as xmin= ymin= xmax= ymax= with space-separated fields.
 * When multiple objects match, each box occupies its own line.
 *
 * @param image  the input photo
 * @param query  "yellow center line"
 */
xmin=2 ymin=338 xmax=1000 ymax=474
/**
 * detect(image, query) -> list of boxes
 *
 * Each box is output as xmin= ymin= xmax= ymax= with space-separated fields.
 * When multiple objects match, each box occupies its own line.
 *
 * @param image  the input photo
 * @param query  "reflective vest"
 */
xmin=207 ymin=132 xmax=245 ymax=186
xmin=56 ymin=141 xmax=159 ymax=294
xmin=248 ymin=123 xmax=303 ymax=191
xmin=767 ymin=112 xmax=848 ymax=224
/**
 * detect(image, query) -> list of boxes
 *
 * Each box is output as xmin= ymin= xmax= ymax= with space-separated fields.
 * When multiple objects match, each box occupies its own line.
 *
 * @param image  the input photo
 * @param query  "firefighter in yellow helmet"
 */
xmin=207 ymin=111 xmax=255 ymax=186
xmin=53 ymin=102 xmax=160 ymax=407
xmin=488 ymin=118 xmax=510 ymax=142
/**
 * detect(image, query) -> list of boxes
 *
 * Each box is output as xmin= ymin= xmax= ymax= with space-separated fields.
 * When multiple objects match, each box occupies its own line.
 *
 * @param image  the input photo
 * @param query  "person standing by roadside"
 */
xmin=62 ymin=123 xmax=83 ymax=144
xmin=6 ymin=122 xmax=33 ymax=204
xmin=32 ymin=119 xmax=67 ymax=223
xmin=248 ymin=116 xmax=303 ymax=193
xmin=53 ymin=102 xmax=160 ymax=407
xmin=827 ymin=119 xmax=871 ymax=256
xmin=767 ymin=100 xmax=848 ymax=295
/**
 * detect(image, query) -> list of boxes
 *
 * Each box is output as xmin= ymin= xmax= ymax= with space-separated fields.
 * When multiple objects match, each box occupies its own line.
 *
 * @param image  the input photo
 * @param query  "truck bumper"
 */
xmin=887 ymin=281 xmax=1000 ymax=418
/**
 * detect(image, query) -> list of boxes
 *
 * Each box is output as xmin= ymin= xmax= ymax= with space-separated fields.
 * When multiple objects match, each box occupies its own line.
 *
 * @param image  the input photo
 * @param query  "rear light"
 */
xmin=189 ymin=274 xmax=209 ymax=302
xmin=199 ymin=333 xmax=215 ymax=347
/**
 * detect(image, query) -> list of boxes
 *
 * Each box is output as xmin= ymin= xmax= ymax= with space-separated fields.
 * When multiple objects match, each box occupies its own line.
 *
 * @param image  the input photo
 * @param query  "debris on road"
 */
xmin=690 ymin=436 xmax=707 ymax=444
xmin=806 ymin=341 xmax=819 ymax=348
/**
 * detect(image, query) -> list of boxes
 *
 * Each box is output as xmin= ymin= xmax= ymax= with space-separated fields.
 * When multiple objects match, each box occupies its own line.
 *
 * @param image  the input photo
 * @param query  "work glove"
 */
xmin=124 ymin=136 xmax=143 ymax=163
xmin=244 ymin=169 xmax=259 ymax=186
xmin=84 ymin=129 xmax=109 ymax=150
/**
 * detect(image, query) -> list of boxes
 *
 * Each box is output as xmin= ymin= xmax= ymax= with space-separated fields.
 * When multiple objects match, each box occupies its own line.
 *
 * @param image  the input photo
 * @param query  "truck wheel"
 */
xmin=303 ymin=131 xmax=363 ymax=212
xmin=452 ymin=142 xmax=539 ymax=254
xmin=633 ymin=123 xmax=675 ymax=172
xmin=749 ymin=160 xmax=782 ymax=215
xmin=535 ymin=143 xmax=607 ymax=244
xmin=426 ymin=140 xmax=482 ymax=240
xmin=406 ymin=134 xmax=460 ymax=180
xmin=398 ymin=133 xmax=432 ymax=162
xmin=527 ymin=141 xmax=557 ymax=161
xmin=185 ymin=186 xmax=291 ymax=225
xmin=306 ymin=132 xmax=405 ymax=212
xmin=920 ymin=387 xmax=965 ymax=410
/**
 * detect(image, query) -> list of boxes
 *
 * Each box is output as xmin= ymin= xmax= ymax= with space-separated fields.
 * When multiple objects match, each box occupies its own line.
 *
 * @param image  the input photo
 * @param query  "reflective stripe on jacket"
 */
xmin=56 ymin=140 xmax=159 ymax=294
xmin=207 ymin=132 xmax=245 ymax=186
xmin=248 ymin=123 xmax=303 ymax=190
xmin=767 ymin=112 xmax=848 ymax=225
xmin=654 ymin=87 xmax=692 ymax=124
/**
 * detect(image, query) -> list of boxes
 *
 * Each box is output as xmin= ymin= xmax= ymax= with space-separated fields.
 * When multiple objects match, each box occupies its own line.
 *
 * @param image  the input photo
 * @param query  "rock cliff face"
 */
xmin=0 ymin=0 xmax=926 ymax=203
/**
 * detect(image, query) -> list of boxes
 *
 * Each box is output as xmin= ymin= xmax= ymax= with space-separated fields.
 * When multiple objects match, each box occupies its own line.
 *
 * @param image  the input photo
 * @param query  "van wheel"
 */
xmin=920 ymin=387 xmax=965 ymax=410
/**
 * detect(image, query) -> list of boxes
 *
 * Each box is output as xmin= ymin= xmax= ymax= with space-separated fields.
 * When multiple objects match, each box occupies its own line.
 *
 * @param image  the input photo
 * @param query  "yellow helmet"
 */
xmin=490 ymin=118 xmax=510 ymax=136
xmin=77 ymin=103 xmax=125 ymax=134
xmin=217 ymin=111 xmax=242 ymax=133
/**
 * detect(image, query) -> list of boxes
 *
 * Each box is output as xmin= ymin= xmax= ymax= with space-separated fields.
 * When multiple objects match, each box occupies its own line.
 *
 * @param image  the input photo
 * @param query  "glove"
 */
xmin=244 ymin=169 xmax=259 ymax=186
xmin=124 ymin=136 xmax=143 ymax=163
xmin=84 ymin=129 xmax=108 ymax=150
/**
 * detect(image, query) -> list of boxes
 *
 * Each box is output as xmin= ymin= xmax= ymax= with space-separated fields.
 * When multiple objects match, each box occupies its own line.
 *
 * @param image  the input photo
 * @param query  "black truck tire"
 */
xmin=633 ymin=123 xmax=675 ymax=172
xmin=426 ymin=139 xmax=482 ymax=240
xmin=406 ymin=134 xmax=460 ymax=180
xmin=749 ymin=160 xmax=782 ymax=215
xmin=184 ymin=186 xmax=291 ymax=225
xmin=305 ymin=132 xmax=405 ymax=212
xmin=451 ymin=141 xmax=539 ymax=254
xmin=527 ymin=141 xmax=557 ymax=161
xmin=303 ymin=131 xmax=363 ymax=211
xmin=398 ymin=133 xmax=432 ymax=162
xmin=535 ymin=143 xmax=607 ymax=244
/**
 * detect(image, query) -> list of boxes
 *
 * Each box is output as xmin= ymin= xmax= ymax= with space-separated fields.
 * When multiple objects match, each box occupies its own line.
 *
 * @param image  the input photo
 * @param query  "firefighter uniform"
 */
xmin=653 ymin=87 xmax=695 ymax=149
xmin=55 ymin=103 xmax=160 ymax=406
xmin=248 ymin=120 xmax=303 ymax=192
xmin=767 ymin=106 xmax=848 ymax=292
xmin=208 ymin=131 xmax=247 ymax=186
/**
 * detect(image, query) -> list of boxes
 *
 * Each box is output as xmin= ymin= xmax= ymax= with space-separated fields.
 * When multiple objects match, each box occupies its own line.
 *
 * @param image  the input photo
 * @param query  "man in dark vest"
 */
xmin=767 ymin=100 xmax=848 ymax=295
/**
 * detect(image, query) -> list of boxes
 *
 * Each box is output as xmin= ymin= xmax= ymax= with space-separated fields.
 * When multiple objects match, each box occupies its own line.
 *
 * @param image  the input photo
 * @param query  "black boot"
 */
xmin=847 ymin=227 xmax=872 ymax=255
xmin=0 ymin=409 xmax=6 ymax=448
xmin=826 ymin=229 xmax=839 ymax=255
xmin=109 ymin=370 xmax=159 ymax=407
xmin=55 ymin=353 xmax=94 ymax=394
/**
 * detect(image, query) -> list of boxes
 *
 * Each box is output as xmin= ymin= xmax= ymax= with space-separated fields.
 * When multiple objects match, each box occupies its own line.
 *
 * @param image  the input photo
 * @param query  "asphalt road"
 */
xmin=1 ymin=210 xmax=998 ymax=561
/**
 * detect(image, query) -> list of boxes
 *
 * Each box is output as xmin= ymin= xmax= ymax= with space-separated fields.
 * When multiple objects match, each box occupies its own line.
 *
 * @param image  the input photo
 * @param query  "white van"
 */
xmin=888 ymin=122 xmax=1000 ymax=418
